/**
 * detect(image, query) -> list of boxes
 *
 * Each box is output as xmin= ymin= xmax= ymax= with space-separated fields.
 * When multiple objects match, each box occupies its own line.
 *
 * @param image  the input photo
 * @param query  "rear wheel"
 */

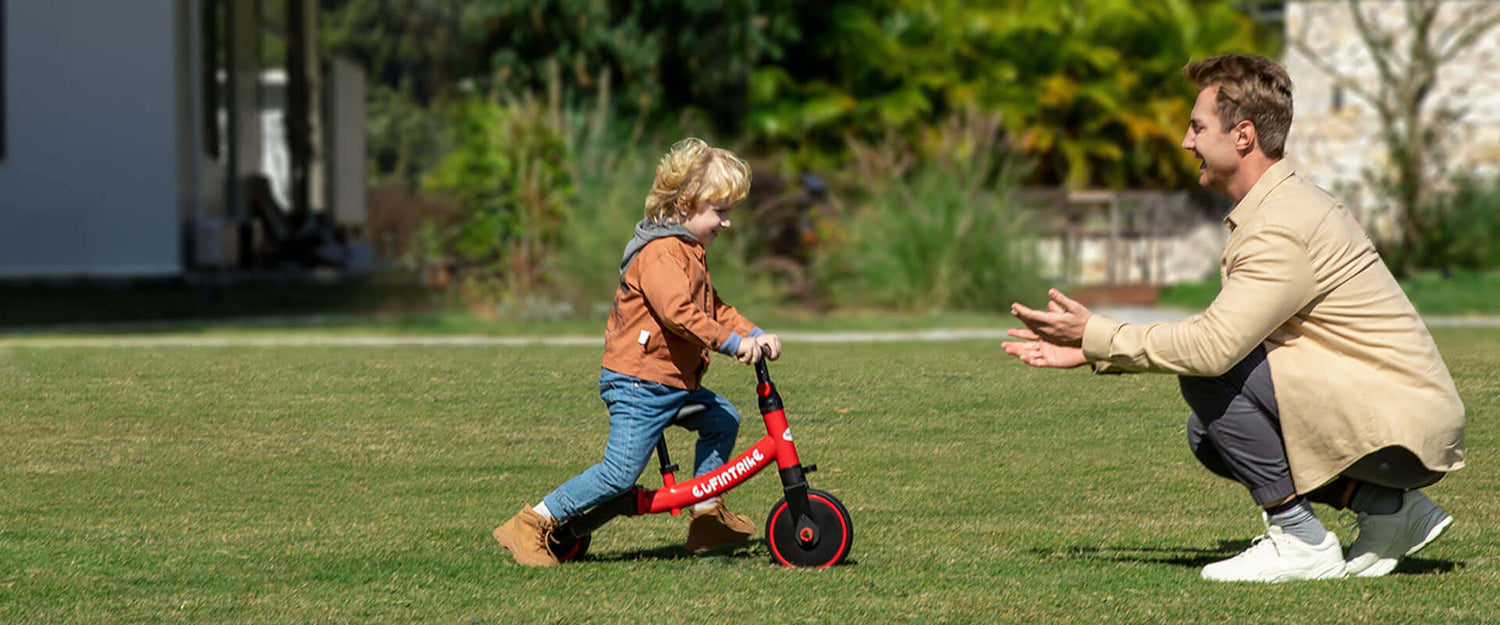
xmin=765 ymin=489 xmax=852 ymax=568
xmin=549 ymin=527 xmax=591 ymax=562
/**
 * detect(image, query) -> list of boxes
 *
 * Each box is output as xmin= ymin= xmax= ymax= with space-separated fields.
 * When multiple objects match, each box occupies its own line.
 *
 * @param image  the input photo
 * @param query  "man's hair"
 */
xmin=644 ymin=138 xmax=751 ymax=223
xmin=1183 ymin=54 xmax=1294 ymax=159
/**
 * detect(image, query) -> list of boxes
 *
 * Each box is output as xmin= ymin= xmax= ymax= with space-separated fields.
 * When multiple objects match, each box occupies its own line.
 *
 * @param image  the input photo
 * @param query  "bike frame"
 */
xmin=558 ymin=360 xmax=818 ymax=540
xmin=640 ymin=372 xmax=801 ymax=514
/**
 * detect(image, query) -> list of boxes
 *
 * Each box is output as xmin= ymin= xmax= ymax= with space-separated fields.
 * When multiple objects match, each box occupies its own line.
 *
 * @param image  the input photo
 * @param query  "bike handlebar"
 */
xmin=755 ymin=357 xmax=772 ymax=386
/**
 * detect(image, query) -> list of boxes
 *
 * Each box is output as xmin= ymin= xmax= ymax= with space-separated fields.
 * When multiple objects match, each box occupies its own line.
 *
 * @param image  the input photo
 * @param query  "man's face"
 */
xmin=1181 ymin=86 xmax=1241 ymax=193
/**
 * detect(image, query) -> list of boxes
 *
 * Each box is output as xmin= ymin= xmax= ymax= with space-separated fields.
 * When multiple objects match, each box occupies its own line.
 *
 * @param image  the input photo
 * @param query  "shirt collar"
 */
xmin=1223 ymin=159 xmax=1295 ymax=230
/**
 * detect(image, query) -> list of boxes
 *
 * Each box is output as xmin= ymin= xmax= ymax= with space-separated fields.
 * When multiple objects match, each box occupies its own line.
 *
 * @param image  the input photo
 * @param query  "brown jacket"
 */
xmin=601 ymin=237 xmax=756 ymax=389
xmin=1082 ymin=160 xmax=1464 ymax=491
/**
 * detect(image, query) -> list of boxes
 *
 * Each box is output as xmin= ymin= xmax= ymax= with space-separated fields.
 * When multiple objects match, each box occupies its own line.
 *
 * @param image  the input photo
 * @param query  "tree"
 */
xmin=1287 ymin=0 xmax=1500 ymax=270
xmin=747 ymin=0 xmax=1263 ymax=189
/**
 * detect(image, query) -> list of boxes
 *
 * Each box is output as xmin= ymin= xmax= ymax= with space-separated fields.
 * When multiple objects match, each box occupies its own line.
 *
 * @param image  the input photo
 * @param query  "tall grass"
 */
xmin=418 ymin=72 xmax=1042 ymax=320
xmin=812 ymin=113 xmax=1044 ymax=312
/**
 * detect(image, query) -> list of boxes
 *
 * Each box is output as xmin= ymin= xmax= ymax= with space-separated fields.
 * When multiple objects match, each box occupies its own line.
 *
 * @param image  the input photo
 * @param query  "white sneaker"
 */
xmin=1201 ymin=520 xmax=1347 ymax=583
xmin=1344 ymin=490 xmax=1453 ymax=577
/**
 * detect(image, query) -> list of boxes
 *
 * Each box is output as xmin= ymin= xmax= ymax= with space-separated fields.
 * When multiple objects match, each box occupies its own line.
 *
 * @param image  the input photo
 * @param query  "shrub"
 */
xmin=1401 ymin=174 xmax=1500 ymax=274
xmin=421 ymin=94 xmax=573 ymax=301
xmin=811 ymin=112 xmax=1044 ymax=312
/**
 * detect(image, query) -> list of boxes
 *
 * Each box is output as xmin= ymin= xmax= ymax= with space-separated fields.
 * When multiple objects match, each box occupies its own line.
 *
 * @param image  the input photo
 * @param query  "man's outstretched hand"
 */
xmin=1009 ymin=288 xmax=1091 ymax=347
xmin=1002 ymin=328 xmax=1089 ymax=368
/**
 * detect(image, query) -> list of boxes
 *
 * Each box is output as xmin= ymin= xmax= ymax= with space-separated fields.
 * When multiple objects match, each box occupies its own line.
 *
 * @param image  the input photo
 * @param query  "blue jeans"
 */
xmin=542 ymin=368 xmax=742 ymax=518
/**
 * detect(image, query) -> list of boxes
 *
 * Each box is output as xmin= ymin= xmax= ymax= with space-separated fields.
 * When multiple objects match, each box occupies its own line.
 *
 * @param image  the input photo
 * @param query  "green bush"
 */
xmin=421 ymin=94 xmax=573 ymax=301
xmin=811 ymin=112 xmax=1044 ymax=312
xmin=1398 ymin=174 xmax=1500 ymax=274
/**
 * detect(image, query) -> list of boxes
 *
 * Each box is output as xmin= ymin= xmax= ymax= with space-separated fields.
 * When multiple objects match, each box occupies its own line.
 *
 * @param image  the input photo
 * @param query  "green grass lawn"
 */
xmin=3 ymin=330 xmax=1498 ymax=623
xmin=1157 ymin=269 xmax=1500 ymax=317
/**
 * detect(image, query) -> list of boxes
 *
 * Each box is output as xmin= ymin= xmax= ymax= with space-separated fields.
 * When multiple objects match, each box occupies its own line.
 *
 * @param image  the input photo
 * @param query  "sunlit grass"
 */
xmin=2 ymin=329 xmax=1498 ymax=622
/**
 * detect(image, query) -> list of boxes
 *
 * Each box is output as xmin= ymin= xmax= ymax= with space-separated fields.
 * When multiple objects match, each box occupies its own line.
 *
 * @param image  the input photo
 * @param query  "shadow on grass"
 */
xmin=583 ymin=540 xmax=766 ymax=564
xmin=584 ymin=540 xmax=860 ymax=568
xmin=1029 ymin=542 xmax=1463 ymax=576
xmin=1391 ymin=557 xmax=1462 ymax=576
xmin=1029 ymin=540 xmax=1249 ymax=569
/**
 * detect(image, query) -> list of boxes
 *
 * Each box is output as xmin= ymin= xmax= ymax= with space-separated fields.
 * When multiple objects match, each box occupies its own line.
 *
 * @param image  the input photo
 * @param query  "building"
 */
xmin=1282 ymin=0 xmax=1500 ymax=235
xmin=0 ymin=0 xmax=367 ymax=279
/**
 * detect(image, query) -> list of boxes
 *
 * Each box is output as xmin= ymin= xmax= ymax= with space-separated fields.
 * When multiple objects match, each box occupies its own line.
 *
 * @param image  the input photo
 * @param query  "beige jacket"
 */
xmin=1082 ymin=160 xmax=1465 ymax=491
xmin=600 ymin=237 xmax=755 ymax=390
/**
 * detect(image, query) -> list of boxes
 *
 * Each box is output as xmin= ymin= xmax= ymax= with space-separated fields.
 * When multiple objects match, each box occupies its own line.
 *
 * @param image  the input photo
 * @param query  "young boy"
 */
xmin=495 ymin=137 xmax=782 ymax=566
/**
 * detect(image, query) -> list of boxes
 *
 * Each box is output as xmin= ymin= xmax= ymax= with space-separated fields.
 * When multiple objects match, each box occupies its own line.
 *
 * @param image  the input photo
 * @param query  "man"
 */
xmin=1002 ymin=54 xmax=1464 ymax=583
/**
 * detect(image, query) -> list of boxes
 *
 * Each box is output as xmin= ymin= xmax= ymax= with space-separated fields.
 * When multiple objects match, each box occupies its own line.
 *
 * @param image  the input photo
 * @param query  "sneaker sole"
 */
xmin=1351 ymin=513 xmax=1453 ymax=578
xmin=1203 ymin=561 xmax=1347 ymax=583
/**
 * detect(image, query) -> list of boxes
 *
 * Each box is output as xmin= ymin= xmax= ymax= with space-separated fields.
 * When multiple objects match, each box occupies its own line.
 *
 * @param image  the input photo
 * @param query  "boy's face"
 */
xmin=682 ymin=202 xmax=732 ymax=248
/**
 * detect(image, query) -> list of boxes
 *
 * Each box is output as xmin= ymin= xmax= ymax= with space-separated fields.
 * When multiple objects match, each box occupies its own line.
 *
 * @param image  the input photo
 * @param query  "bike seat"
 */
xmin=673 ymin=403 xmax=709 ymax=423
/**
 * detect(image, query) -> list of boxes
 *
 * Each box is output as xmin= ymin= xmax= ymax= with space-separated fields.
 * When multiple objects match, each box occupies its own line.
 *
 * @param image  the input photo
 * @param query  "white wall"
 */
xmin=1284 ymin=0 xmax=1500 ymax=238
xmin=0 ymin=1 xmax=183 ymax=277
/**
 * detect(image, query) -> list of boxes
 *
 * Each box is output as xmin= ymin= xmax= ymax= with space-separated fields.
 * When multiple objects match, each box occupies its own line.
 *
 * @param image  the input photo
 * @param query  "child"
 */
xmin=495 ymin=137 xmax=782 ymax=566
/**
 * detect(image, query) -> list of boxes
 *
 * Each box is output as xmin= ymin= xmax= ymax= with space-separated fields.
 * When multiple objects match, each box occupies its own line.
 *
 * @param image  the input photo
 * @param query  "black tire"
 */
xmin=549 ymin=528 xmax=591 ymax=562
xmin=765 ymin=489 xmax=852 ymax=568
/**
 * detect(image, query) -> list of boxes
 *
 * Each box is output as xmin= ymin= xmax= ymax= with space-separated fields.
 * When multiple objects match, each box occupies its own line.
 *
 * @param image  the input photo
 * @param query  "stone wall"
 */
xmin=1283 ymin=0 xmax=1500 ymax=239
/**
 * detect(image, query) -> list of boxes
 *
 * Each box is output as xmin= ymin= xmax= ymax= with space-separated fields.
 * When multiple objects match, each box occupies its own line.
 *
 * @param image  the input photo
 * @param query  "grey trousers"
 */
xmin=1180 ymin=346 xmax=1443 ymax=508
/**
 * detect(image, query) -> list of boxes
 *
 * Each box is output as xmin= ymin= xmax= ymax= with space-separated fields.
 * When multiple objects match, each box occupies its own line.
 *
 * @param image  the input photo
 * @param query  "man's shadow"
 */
xmin=1030 ymin=540 xmax=1461 ymax=576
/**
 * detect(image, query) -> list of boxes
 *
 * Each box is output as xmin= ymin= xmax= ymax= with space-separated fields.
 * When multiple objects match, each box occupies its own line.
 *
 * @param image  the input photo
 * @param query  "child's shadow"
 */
xmin=585 ymin=540 xmax=765 ymax=563
xmin=587 ymin=540 xmax=859 ymax=567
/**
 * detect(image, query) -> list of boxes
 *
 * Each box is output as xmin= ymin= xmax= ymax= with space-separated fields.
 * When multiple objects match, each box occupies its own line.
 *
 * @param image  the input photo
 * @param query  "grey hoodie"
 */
xmin=619 ymin=219 xmax=698 ymax=277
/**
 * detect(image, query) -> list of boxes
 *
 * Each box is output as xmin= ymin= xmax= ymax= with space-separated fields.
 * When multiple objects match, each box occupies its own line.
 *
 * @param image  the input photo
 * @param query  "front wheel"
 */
xmin=765 ymin=489 xmax=852 ymax=568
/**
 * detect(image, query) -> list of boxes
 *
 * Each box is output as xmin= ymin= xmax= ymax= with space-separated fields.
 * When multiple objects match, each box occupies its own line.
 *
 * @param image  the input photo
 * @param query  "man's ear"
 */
xmin=1234 ymin=120 xmax=1258 ymax=155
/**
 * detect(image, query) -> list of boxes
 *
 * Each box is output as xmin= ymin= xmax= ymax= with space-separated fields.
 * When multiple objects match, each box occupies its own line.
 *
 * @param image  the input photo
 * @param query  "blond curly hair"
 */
xmin=643 ymin=138 xmax=752 ymax=223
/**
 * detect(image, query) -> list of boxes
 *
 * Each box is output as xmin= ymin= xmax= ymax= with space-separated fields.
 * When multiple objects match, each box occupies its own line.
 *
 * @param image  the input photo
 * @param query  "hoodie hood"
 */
xmin=619 ymin=219 xmax=699 ymax=276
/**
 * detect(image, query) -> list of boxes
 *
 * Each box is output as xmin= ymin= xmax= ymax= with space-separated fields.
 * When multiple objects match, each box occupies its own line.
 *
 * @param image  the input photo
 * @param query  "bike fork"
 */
xmin=779 ymin=463 xmax=821 ymax=547
xmin=757 ymin=359 xmax=822 ymax=548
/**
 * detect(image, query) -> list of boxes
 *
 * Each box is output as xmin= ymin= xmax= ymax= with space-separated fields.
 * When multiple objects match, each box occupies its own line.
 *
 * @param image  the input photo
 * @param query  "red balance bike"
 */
xmin=548 ymin=360 xmax=853 ymax=568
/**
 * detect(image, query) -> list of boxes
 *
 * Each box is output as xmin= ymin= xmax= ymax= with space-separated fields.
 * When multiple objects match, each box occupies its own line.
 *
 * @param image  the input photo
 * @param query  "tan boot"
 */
xmin=685 ymin=499 xmax=755 ymax=553
xmin=494 ymin=506 xmax=560 ymax=567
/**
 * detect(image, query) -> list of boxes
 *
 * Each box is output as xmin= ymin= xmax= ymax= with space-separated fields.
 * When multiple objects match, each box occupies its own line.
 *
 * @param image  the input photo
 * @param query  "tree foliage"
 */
xmin=324 ymin=0 xmax=1263 ymax=189
xmin=319 ymin=0 xmax=1269 ymax=310
xmin=749 ymin=0 xmax=1260 ymax=188
xmin=471 ymin=1 xmax=800 ymax=135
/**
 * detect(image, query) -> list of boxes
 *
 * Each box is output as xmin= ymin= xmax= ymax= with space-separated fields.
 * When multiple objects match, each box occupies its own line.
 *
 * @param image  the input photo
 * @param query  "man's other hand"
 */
xmin=1009 ymin=288 xmax=1092 ymax=347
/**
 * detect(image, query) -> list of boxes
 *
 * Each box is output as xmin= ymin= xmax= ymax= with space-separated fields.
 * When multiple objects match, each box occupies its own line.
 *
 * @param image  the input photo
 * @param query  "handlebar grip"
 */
xmin=755 ymin=358 xmax=771 ymax=385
